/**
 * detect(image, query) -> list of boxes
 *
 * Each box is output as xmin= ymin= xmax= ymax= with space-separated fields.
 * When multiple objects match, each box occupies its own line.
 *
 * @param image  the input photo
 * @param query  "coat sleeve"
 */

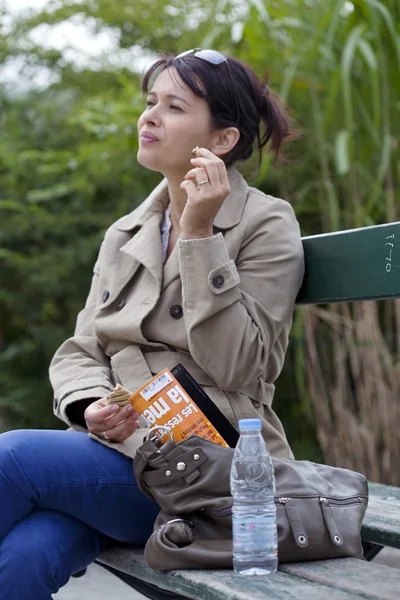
xmin=178 ymin=196 xmax=304 ymax=391
xmin=49 ymin=243 xmax=114 ymax=427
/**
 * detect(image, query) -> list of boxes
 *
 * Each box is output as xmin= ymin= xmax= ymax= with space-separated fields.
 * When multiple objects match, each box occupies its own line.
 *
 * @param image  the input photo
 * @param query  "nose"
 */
xmin=142 ymin=105 xmax=161 ymax=127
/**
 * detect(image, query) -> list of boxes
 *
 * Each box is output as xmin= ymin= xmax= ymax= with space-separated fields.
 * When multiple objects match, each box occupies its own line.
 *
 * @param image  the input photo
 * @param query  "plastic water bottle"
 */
xmin=230 ymin=418 xmax=278 ymax=575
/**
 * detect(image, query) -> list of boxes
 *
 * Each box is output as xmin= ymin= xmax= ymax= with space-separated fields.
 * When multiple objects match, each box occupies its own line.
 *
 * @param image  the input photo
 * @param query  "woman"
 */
xmin=0 ymin=49 xmax=304 ymax=598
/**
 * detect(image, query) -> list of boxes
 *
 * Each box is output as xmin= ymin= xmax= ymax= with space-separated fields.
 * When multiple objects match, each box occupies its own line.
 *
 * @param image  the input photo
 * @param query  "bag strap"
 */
xmin=320 ymin=498 xmax=344 ymax=546
xmin=143 ymin=446 xmax=207 ymax=487
xmin=133 ymin=438 xmax=165 ymax=499
xmin=284 ymin=500 xmax=309 ymax=547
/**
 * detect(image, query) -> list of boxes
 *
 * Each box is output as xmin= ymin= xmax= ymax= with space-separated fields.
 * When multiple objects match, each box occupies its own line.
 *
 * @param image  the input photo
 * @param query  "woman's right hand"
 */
xmin=84 ymin=398 xmax=139 ymax=442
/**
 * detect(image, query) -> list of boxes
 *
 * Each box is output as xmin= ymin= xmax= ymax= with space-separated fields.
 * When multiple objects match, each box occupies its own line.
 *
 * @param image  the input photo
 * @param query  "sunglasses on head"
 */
xmin=174 ymin=48 xmax=239 ymax=124
xmin=175 ymin=48 xmax=228 ymax=64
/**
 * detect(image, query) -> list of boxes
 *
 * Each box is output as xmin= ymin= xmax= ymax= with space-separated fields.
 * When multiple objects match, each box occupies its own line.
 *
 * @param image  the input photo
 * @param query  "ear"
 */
xmin=211 ymin=127 xmax=240 ymax=157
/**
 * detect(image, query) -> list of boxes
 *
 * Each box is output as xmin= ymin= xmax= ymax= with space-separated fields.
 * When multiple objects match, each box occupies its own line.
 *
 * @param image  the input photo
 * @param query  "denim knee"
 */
xmin=0 ymin=509 xmax=107 ymax=600
xmin=0 ymin=529 xmax=60 ymax=599
xmin=0 ymin=429 xmax=36 ymax=468
xmin=0 ymin=428 xmax=30 ymax=449
xmin=0 ymin=429 xmax=39 ymax=498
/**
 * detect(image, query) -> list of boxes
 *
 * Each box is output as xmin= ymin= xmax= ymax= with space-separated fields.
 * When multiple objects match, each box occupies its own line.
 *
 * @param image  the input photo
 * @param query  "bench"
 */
xmin=93 ymin=222 xmax=400 ymax=598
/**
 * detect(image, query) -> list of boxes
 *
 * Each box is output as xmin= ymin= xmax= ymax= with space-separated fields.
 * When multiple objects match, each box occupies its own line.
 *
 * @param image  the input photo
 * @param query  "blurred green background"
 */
xmin=1 ymin=0 xmax=399 ymax=482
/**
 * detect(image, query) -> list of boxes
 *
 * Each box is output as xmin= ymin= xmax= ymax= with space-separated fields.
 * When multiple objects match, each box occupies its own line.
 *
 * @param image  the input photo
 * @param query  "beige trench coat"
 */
xmin=50 ymin=168 xmax=304 ymax=460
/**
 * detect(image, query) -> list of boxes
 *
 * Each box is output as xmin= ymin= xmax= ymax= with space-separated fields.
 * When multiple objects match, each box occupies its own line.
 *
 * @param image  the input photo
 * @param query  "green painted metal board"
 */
xmin=296 ymin=222 xmax=400 ymax=304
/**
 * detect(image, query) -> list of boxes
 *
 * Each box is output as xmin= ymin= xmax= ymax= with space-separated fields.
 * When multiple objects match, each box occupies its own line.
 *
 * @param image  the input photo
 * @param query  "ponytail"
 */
xmin=257 ymin=77 xmax=297 ymax=164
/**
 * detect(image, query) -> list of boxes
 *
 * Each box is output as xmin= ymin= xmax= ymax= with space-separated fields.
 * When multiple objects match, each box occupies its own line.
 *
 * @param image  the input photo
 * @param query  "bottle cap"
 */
xmin=238 ymin=418 xmax=262 ymax=431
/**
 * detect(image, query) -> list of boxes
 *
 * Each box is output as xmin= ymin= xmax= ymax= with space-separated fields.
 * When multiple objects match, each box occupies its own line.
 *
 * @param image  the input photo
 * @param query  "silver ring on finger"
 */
xmin=198 ymin=179 xmax=209 ymax=186
xmin=102 ymin=431 xmax=111 ymax=441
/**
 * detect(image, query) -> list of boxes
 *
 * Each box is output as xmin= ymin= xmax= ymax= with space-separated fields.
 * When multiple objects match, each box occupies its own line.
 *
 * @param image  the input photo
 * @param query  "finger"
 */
xmin=180 ymin=179 xmax=199 ymax=197
xmin=196 ymin=147 xmax=227 ymax=183
xmin=103 ymin=413 xmax=139 ymax=441
xmin=111 ymin=420 xmax=139 ymax=443
xmin=85 ymin=402 xmax=120 ymax=425
xmin=194 ymin=147 xmax=215 ymax=159
xmin=88 ymin=403 xmax=135 ymax=430
xmin=190 ymin=157 xmax=220 ymax=186
xmin=184 ymin=167 xmax=209 ymax=186
xmin=192 ymin=147 xmax=217 ymax=160
xmin=185 ymin=167 xmax=207 ymax=181
xmin=191 ymin=148 xmax=226 ymax=177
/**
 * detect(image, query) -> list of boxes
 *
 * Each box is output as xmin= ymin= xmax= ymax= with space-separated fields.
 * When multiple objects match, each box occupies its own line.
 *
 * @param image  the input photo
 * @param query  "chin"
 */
xmin=137 ymin=149 xmax=163 ymax=173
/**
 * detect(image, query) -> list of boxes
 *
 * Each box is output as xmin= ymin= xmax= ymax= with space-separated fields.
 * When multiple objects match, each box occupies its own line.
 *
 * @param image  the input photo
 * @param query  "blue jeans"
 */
xmin=0 ymin=429 xmax=160 ymax=599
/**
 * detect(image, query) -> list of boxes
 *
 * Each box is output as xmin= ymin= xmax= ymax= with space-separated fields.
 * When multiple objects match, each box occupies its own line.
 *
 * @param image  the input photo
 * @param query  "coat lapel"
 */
xmin=119 ymin=212 xmax=164 ymax=288
xmin=161 ymin=242 xmax=179 ymax=291
xmin=99 ymin=213 xmax=164 ymax=311
xmin=98 ymin=179 xmax=168 ymax=309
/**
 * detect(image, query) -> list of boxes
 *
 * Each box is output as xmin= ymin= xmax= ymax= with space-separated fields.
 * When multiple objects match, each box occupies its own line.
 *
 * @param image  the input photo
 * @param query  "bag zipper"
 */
xmin=276 ymin=496 xmax=364 ymax=505
xmin=206 ymin=496 xmax=363 ymax=517
xmin=319 ymin=497 xmax=362 ymax=506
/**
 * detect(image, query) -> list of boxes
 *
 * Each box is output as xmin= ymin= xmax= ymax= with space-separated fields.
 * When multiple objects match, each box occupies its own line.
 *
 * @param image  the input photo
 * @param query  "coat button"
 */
xmin=170 ymin=304 xmax=183 ymax=319
xmin=116 ymin=299 xmax=126 ymax=312
xmin=102 ymin=290 xmax=110 ymax=303
xmin=212 ymin=274 xmax=225 ymax=288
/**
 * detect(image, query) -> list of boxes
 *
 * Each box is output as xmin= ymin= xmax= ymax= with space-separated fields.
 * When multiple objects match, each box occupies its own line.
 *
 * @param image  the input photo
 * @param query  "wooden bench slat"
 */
xmin=98 ymin=548 xmax=356 ymax=600
xmin=296 ymin=222 xmax=400 ymax=304
xmin=98 ymin=548 xmax=400 ymax=600
xmin=281 ymin=558 xmax=400 ymax=600
xmin=362 ymin=483 xmax=400 ymax=548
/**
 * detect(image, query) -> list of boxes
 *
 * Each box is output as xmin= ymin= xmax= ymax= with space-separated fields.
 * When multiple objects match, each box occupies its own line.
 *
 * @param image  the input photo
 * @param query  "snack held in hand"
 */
xmin=106 ymin=384 xmax=133 ymax=407
xmin=192 ymin=146 xmax=201 ymax=157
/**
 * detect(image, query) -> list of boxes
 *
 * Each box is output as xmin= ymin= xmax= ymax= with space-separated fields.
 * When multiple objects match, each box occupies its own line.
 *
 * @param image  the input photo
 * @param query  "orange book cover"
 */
xmin=127 ymin=368 xmax=229 ymax=447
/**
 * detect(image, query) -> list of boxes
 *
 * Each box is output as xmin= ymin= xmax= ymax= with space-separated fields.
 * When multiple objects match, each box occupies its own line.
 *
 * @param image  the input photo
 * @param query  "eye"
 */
xmin=170 ymin=104 xmax=183 ymax=112
xmin=146 ymin=100 xmax=155 ymax=107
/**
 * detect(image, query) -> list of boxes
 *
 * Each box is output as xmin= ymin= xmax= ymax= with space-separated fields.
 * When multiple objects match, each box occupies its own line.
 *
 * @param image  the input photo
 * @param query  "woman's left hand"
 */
xmin=180 ymin=148 xmax=230 ymax=239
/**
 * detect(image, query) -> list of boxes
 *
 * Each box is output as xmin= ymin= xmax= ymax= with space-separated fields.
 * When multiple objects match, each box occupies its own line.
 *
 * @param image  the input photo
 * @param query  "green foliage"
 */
xmin=0 ymin=0 xmax=399 ymax=461
xmin=0 ymin=61 xmax=159 ymax=428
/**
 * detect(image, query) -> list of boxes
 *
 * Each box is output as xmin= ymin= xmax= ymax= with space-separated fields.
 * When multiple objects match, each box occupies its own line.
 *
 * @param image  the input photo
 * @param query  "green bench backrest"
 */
xmin=296 ymin=222 xmax=400 ymax=305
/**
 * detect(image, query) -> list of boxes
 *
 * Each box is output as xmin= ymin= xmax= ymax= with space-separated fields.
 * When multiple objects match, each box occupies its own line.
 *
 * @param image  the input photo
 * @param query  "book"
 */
xmin=127 ymin=363 xmax=239 ymax=448
xmin=170 ymin=363 xmax=239 ymax=447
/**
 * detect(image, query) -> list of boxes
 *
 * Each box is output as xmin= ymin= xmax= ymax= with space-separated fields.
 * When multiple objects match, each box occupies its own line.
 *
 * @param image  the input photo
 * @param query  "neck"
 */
xmin=167 ymin=176 xmax=188 ymax=230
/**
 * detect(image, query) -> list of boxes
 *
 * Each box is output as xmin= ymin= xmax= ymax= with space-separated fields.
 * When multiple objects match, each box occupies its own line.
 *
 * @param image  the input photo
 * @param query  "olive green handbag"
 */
xmin=133 ymin=434 xmax=368 ymax=570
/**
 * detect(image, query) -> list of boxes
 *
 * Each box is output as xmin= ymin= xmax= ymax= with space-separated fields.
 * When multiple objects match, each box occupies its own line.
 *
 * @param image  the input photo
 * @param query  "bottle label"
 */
xmin=232 ymin=514 xmax=277 ymax=554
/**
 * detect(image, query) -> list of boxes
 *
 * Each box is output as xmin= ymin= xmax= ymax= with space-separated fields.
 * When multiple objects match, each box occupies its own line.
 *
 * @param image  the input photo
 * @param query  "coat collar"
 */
xmin=116 ymin=167 xmax=249 ymax=232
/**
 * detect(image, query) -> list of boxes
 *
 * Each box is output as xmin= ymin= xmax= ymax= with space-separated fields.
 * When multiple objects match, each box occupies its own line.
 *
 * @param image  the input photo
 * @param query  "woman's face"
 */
xmin=137 ymin=67 xmax=216 ymax=178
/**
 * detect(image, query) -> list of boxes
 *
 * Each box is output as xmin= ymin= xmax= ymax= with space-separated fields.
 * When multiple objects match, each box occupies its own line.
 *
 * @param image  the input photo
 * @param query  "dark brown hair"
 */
xmin=142 ymin=52 xmax=297 ymax=171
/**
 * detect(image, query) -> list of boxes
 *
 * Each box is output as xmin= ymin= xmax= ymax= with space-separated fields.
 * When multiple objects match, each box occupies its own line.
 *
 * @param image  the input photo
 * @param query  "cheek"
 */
xmin=171 ymin=118 xmax=206 ymax=144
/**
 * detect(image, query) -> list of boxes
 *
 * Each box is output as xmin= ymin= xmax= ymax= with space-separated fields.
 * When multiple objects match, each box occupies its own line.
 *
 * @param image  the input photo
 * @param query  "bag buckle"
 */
xmin=161 ymin=518 xmax=194 ymax=529
xmin=145 ymin=425 xmax=174 ymax=447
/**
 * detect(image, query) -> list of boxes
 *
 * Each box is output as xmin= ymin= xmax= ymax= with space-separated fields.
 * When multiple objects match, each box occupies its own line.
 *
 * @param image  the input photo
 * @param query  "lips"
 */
xmin=140 ymin=131 xmax=159 ymax=142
